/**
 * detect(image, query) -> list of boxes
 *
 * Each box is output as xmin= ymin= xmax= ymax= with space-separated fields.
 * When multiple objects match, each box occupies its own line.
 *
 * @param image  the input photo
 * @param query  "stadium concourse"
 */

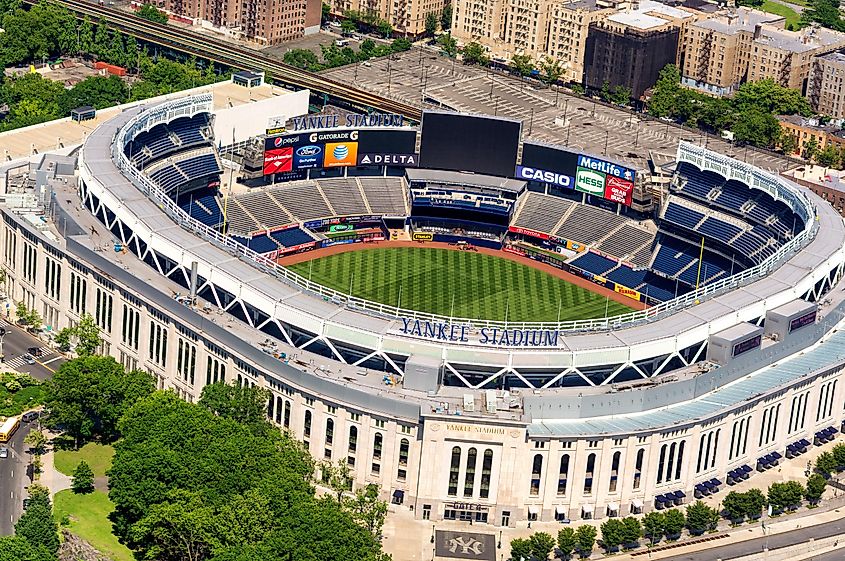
xmin=4 ymin=72 xmax=845 ymax=531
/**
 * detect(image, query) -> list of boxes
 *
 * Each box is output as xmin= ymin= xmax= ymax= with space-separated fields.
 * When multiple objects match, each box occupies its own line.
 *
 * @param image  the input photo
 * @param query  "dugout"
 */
xmin=707 ymin=323 xmax=764 ymax=365
xmin=765 ymin=300 xmax=817 ymax=341
xmin=71 ymin=106 xmax=96 ymax=122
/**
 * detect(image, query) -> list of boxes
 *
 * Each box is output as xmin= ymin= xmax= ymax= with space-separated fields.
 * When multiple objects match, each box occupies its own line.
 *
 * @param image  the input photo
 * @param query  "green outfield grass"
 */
xmin=288 ymin=247 xmax=634 ymax=322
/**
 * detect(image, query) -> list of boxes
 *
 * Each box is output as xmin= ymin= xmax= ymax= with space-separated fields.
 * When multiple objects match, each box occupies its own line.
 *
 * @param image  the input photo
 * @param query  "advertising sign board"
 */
xmin=575 ymin=167 xmax=606 ymax=196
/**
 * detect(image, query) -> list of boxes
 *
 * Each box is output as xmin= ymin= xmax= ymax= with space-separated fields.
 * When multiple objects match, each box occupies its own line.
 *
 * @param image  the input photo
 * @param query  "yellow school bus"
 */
xmin=0 ymin=416 xmax=20 ymax=442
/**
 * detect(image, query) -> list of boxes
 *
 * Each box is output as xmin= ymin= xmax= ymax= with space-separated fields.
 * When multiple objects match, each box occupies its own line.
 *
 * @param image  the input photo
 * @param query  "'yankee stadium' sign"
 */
xmin=290 ymin=113 xmax=404 ymax=131
xmin=398 ymin=318 xmax=565 ymax=347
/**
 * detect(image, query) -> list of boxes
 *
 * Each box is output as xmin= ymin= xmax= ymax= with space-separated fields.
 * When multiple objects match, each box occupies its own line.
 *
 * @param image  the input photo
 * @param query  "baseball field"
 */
xmin=287 ymin=246 xmax=634 ymax=322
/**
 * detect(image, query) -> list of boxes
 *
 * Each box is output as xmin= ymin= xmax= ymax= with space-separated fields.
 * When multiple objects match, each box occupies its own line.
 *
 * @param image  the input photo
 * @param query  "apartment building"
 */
xmin=808 ymin=50 xmax=845 ymax=119
xmin=161 ymin=0 xmax=321 ymax=44
xmin=326 ymin=0 xmax=450 ymax=36
xmin=583 ymin=0 xmax=698 ymax=99
xmin=680 ymin=8 xmax=845 ymax=96
xmin=778 ymin=114 xmax=845 ymax=155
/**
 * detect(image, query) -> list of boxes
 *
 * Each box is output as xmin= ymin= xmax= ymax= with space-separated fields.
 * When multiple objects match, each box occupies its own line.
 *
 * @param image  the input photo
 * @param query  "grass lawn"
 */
xmin=0 ymin=384 xmax=45 ymax=417
xmin=759 ymin=0 xmax=801 ymax=28
xmin=53 ymin=490 xmax=133 ymax=561
xmin=54 ymin=442 xmax=115 ymax=477
xmin=288 ymin=247 xmax=633 ymax=322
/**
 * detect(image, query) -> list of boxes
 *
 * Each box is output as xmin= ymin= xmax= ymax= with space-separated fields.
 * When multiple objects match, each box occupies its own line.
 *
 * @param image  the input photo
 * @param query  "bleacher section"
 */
xmin=272 ymin=183 xmax=333 ymax=221
xmin=318 ymin=178 xmax=369 ymax=216
xmin=650 ymin=236 xmax=730 ymax=286
xmin=124 ymin=114 xmax=210 ymax=169
xmin=358 ymin=177 xmax=407 ymax=215
xmin=270 ymin=227 xmax=313 ymax=248
xmin=512 ymin=192 xmax=573 ymax=234
xmin=595 ymin=225 xmax=654 ymax=261
xmin=178 ymin=188 xmax=223 ymax=228
xmin=570 ymin=252 xmax=617 ymax=275
xmin=555 ymin=205 xmax=628 ymax=244
xmin=147 ymin=150 xmax=221 ymax=193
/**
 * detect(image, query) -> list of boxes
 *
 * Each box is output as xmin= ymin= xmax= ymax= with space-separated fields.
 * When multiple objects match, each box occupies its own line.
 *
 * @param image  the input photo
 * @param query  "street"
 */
xmin=0 ymin=317 xmax=66 ymax=380
xmin=0 ymin=418 xmax=33 ymax=535
xmin=663 ymin=518 xmax=845 ymax=560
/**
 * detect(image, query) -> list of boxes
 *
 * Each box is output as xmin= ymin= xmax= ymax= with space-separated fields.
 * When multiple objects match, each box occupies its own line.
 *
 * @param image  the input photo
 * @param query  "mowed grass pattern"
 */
xmin=288 ymin=247 xmax=633 ymax=322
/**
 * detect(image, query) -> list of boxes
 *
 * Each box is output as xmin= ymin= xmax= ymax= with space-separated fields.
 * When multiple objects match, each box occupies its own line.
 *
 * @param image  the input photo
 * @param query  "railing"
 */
xmin=107 ymin=98 xmax=820 ymax=334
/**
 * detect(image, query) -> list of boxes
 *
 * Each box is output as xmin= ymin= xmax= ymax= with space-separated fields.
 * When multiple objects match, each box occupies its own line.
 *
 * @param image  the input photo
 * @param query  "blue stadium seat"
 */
xmin=247 ymin=234 xmax=278 ymax=254
xmin=607 ymin=266 xmax=647 ymax=288
xmin=270 ymin=228 xmax=313 ymax=247
xmin=664 ymin=202 xmax=705 ymax=230
xmin=651 ymin=238 xmax=697 ymax=277
xmin=570 ymin=252 xmax=617 ymax=275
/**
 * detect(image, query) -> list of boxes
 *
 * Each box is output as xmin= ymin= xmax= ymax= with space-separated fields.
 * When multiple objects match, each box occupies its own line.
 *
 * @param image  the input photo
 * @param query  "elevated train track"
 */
xmin=26 ymin=0 xmax=422 ymax=121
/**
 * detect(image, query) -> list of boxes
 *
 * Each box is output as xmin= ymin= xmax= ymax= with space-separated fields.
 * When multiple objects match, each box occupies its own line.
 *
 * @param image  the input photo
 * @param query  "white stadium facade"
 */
xmin=6 ymin=85 xmax=845 ymax=527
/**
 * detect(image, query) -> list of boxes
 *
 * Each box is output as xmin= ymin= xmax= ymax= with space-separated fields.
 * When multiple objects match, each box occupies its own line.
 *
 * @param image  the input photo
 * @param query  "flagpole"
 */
xmin=397 ymin=284 xmax=402 ymax=313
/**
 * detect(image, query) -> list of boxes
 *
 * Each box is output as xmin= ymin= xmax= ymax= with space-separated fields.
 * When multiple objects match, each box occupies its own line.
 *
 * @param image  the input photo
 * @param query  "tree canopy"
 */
xmin=137 ymin=3 xmax=168 ymax=24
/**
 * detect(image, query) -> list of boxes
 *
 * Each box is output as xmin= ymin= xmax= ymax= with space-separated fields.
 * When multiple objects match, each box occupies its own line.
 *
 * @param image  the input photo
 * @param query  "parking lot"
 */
xmin=323 ymin=48 xmax=793 ymax=174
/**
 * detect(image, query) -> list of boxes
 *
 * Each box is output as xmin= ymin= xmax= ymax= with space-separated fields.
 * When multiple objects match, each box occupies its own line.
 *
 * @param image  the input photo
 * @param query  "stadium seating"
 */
xmin=270 ymin=227 xmax=314 ymax=248
xmin=232 ymin=188 xmax=291 ymax=230
xmin=226 ymin=199 xmax=262 ymax=234
xmin=569 ymin=252 xmax=617 ymax=275
xmin=272 ymin=183 xmax=333 ymax=221
xmin=595 ymin=225 xmax=654 ymax=259
xmin=512 ymin=192 xmax=573 ymax=235
xmin=696 ymin=217 xmax=743 ymax=245
xmin=663 ymin=201 xmax=705 ymax=230
xmin=179 ymin=188 xmax=223 ymax=228
xmin=317 ymin=178 xmax=369 ymax=216
xmin=245 ymin=234 xmax=278 ymax=254
xmin=555 ymin=205 xmax=628 ymax=244
xmin=358 ymin=177 xmax=407 ymax=215
xmin=125 ymin=114 xmax=210 ymax=169
xmin=651 ymin=237 xmax=698 ymax=277
xmin=607 ymin=265 xmax=648 ymax=289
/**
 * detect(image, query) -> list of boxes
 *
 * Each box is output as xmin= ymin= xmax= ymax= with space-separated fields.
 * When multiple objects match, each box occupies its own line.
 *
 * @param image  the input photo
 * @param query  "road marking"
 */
xmin=42 ymin=356 xmax=61 ymax=365
xmin=36 ymin=360 xmax=56 ymax=373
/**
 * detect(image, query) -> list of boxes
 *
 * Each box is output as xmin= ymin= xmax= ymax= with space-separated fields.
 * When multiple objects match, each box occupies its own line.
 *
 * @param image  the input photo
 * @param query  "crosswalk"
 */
xmin=4 ymin=345 xmax=55 ymax=369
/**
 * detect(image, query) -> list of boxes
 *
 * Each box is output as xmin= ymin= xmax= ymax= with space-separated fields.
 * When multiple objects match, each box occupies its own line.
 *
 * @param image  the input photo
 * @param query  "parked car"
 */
xmin=0 ymin=447 xmax=8 ymax=458
xmin=26 ymin=346 xmax=43 ymax=357
xmin=21 ymin=353 xmax=35 ymax=365
xmin=21 ymin=411 xmax=39 ymax=423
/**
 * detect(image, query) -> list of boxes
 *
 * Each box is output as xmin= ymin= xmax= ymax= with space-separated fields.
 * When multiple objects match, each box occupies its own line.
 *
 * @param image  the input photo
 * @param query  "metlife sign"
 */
xmin=577 ymin=155 xmax=636 ymax=183
xmin=515 ymin=166 xmax=573 ymax=189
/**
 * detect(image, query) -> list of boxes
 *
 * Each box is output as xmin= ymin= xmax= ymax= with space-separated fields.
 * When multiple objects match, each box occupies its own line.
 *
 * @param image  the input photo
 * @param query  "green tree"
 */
xmin=137 ymin=3 xmax=168 ymax=24
xmin=438 ymin=33 xmax=457 ymax=57
xmin=817 ymin=144 xmax=840 ymax=168
xmin=23 ymin=430 xmax=47 ymax=456
xmin=0 ymin=535 xmax=55 ymax=561
xmin=44 ymin=355 xmax=155 ymax=446
xmin=801 ymin=0 xmax=845 ymax=32
xmin=768 ymin=481 xmax=805 ymax=512
xmin=815 ymin=451 xmax=837 ymax=476
xmin=71 ymin=460 xmax=95 ymax=494
xmin=198 ymin=382 xmax=270 ymax=430
xmin=685 ymin=501 xmax=718 ymax=535
xmin=643 ymin=511 xmax=665 ymax=544
xmin=529 ymin=532 xmax=556 ymax=560
xmin=803 ymin=137 xmax=821 ymax=162
xmin=283 ymin=48 xmax=320 ymax=71
xmin=26 ymin=484 xmax=51 ymax=511
xmin=557 ymin=527 xmax=577 ymax=559
xmin=390 ymin=38 xmax=412 ymax=52
xmin=440 ymin=4 xmax=452 ymax=30
xmin=778 ymin=129 xmax=799 ymax=155
xmin=342 ymin=483 xmax=388 ymax=538
xmin=722 ymin=491 xmax=747 ymax=522
xmin=509 ymin=537 xmax=531 ymax=561
xmin=78 ymin=16 xmax=94 ymax=54
xmin=375 ymin=19 xmax=392 ymax=38
xmin=424 ymin=11 xmax=438 ymax=35
xmin=612 ymin=85 xmax=632 ymax=106
xmin=511 ymin=54 xmax=535 ymax=77
xmin=461 ymin=42 xmax=489 ymax=66
xmin=92 ymin=18 xmax=111 ymax=59
xmin=14 ymin=502 xmax=58 ymax=555
xmin=648 ymin=64 xmax=683 ymax=118
xmin=805 ymin=473 xmax=827 ymax=504
xmin=733 ymin=108 xmax=782 ymax=148
xmin=340 ymin=18 xmax=356 ymax=34
xmin=575 ymin=524 xmax=597 ymax=556
xmin=745 ymin=488 xmax=767 ymax=520
xmin=600 ymin=518 xmax=624 ymax=552
xmin=832 ymin=443 xmax=845 ymax=469
xmin=621 ymin=517 xmax=642 ymax=548
xmin=132 ymin=489 xmax=218 ymax=561
xmin=539 ymin=56 xmax=564 ymax=87
xmin=733 ymin=78 xmax=812 ymax=116
xmin=53 ymin=312 xmax=101 ymax=356
xmin=60 ymin=75 xmax=129 ymax=113
xmin=321 ymin=2 xmax=330 ymax=23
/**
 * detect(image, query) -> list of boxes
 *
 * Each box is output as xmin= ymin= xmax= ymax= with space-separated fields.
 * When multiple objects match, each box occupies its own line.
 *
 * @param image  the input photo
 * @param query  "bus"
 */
xmin=0 ymin=416 xmax=20 ymax=442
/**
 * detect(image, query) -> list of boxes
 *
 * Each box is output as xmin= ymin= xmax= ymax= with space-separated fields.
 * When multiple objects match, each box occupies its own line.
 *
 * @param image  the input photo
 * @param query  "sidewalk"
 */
xmin=36 ymin=431 xmax=72 ymax=500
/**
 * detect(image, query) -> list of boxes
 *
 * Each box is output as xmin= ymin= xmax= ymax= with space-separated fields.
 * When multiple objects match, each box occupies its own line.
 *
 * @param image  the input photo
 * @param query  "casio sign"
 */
xmin=577 ymin=155 xmax=635 ymax=182
xmin=516 ymin=166 xmax=573 ymax=188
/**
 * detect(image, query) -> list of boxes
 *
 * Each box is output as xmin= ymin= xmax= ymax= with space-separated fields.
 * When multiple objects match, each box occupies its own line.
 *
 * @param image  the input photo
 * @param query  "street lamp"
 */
xmin=0 ymin=326 xmax=6 ymax=362
xmin=498 ymin=530 xmax=502 ymax=549
xmin=430 ymin=524 xmax=435 ymax=543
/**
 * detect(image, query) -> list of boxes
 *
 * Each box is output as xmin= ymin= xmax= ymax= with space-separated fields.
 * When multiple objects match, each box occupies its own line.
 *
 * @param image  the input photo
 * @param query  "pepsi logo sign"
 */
xmin=273 ymin=137 xmax=283 ymax=148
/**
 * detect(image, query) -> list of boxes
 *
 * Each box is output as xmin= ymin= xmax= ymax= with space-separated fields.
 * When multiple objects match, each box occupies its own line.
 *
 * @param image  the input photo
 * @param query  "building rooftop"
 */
xmin=607 ymin=10 xmax=672 ymax=29
xmin=778 ymin=114 xmax=842 ymax=133
xmin=818 ymin=49 xmax=845 ymax=64
xmin=783 ymin=166 xmax=845 ymax=194
xmin=754 ymin=24 xmax=845 ymax=53
xmin=693 ymin=7 xmax=782 ymax=34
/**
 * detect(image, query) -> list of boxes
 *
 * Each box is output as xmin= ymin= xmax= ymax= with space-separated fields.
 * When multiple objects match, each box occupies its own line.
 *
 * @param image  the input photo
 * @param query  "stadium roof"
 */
xmin=406 ymin=168 xmax=527 ymax=193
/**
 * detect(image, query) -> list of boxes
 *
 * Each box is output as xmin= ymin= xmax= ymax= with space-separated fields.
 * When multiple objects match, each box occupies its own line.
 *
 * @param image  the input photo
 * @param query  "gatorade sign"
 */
xmin=575 ymin=167 xmax=605 ymax=196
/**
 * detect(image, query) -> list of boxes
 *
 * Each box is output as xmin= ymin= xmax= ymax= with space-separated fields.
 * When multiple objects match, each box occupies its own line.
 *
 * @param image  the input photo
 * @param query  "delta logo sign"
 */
xmin=263 ymin=146 xmax=293 ymax=175
xmin=323 ymin=142 xmax=358 ymax=168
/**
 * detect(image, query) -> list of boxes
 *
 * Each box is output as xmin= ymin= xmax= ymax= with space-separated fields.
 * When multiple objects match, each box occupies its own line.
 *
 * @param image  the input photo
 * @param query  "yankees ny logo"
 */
xmin=447 ymin=536 xmax=484 ymax=555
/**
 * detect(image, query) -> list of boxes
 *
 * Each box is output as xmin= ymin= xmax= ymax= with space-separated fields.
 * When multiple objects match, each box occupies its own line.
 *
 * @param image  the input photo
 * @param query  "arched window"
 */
xmin=584 ymin=453 xmax=596 ymax=494
xmin=675 ymin=441 xmax=685 ymax=481
xmin=666 ymin=442 xmax=676 ymax=483
xmin=304 ymin=410 xmax=311 ymax=438
xmin=373 ymin=432 xmax=383 ymax=461
xmin=325 ymin=418 xmax=334 ymax=445
xmin=609 ymin=451 xmax=621 ymax=493
xmin=656 ymin=444 xmax=667 ymax=484
xmin=480 ymin=450 xmax=493 ymax=499
xmin=348 ymin=425 xmax=358 ymax=453
xmin=283 ymin=401 xmax=291 ymax=429
xmin=399 ymin=438 xmax=409 ymax=466
xmin=275 ymin=396 xmax=282 ymax=423
xmin=634 ymin=449 xmax=644 ymax=489
xmin=464 ymin=448 xmax=478 ymax=497
xmin=697 ymin=433 xmax=707 ymax=473
xmin=448 ymin=447 xmax=461 ymax=496
xmin=557 ymin=454 xmax=570 ymax=495
xmin=530 ymin=454 xmax=543 ymax=496
xmin=710 ymin=429 xmax=720 ymax=469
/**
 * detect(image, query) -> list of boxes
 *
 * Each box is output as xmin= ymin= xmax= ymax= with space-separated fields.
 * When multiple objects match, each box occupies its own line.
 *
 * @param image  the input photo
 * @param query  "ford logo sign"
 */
xmin=333 ymin=145 xmax=349 ymax=160
xmin=297 ymin=145 xmax=321 ymax=157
